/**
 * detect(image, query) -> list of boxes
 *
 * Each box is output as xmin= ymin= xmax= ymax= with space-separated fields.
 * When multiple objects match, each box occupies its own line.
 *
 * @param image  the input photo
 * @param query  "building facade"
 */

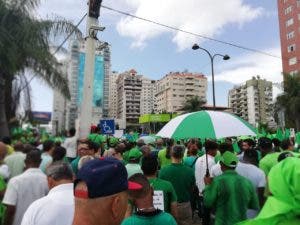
xmin=277 ymin=0 xmax=300 ymax=75
xmin=108 ymin=71 xmax=119 ymax=119
xmin=116 ymin=69 xmax=143 ymax=128
xmin=228 ymin=76 xmax=275 ymax=126
xmin=52 ymin=59 xmax=68 ymax=135
xmin=141 ymin=77 xmax=156 ymax=115
xmin=65 ymin=39 xmax=111 ymax=130
xmin=155 ymin=72 xmax=207 ymax=113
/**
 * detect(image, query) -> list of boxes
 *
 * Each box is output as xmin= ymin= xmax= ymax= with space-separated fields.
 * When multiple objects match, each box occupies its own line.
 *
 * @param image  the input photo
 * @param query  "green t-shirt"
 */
xmin=157 ymin=148 xmax=171 ymax=168
xmin=121 ymin=210 xmax=177 ymax=225
xmin=148 ymin=178 xmax=177 ymax=213
xmin=259 ymin=152 xmax=281 ymax=176
xmin=158 ymin=163 xmax=195 ymax=203
xmin=71 ymin=156 xmax=80 ymax=175
xmin=204 ymin=170 xmax=259 ymax=225
xmin=0 ymin=176 xmax=6 ymax=220
xmin=123 ymin=151 xmax=130 ymax=165
xmin=183 ymin=156 xmax=198 ymax=170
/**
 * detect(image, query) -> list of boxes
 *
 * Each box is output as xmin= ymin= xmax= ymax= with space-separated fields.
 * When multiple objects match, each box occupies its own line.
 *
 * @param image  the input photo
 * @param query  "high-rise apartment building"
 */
xmin=116 ymin=69 xmax=143 ymax=128
xmin=228 ymin=76 xmax=274 ymax=126
xmin=108 ymin=71 xmax=119 ymax=118
xmin=141 ymin=77 xmax=156 ymax=115
xmin=278 ymin=0 xmax=300 ymax=75
xmin=65 ymin=39 xmax=111 ymax=130
xmin=155 ymin=72 xmax=207 ymax=113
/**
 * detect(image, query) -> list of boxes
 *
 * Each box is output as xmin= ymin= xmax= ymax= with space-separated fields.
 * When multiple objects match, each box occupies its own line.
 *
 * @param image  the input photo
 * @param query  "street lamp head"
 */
xmin=192 ymin=43 xmax=200 ymax=50
xmin=223 ymin=54 xmax=230 ymax=60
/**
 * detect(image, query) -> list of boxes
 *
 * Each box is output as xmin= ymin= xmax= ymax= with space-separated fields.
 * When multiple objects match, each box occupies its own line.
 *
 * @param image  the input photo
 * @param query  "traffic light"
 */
xmin=89 ymin=0 xmax=103 ymax=19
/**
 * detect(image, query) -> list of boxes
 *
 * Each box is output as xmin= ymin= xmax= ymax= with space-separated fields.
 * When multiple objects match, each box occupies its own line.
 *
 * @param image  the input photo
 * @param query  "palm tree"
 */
xmin=0 ymin=0 xmax=82 ymax=137
xmin=180 ymin=96 xmax=206 ymax=113
xmin=275 ymin=74 xmax=300 ymax=131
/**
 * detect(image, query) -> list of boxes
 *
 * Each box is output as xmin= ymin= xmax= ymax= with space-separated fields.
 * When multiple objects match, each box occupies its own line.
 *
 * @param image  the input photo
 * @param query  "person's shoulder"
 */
xmin=121 ymin=215 xmax=138 ymax=225
xmin=156 ymin=178 xmax=174 ymax=188
xmin=157 ymin=211 xmax=177 ymax=223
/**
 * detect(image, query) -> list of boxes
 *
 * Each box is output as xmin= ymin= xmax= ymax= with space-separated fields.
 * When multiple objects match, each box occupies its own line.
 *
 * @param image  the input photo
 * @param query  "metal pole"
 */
xmin=211 ymin=57 xmax=216 ymax=109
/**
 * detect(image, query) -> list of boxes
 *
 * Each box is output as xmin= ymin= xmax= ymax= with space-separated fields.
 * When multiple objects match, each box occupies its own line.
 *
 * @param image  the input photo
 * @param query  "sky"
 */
xmin=31 ymin=0 xmax=283 ymax=112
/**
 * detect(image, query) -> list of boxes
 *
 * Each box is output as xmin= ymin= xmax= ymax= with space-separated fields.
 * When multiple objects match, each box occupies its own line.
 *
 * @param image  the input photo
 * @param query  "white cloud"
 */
xmin=213 ymin=47 xmax=283 ymax=100
xmin=115 ymin=0 xmax=264 ymax=50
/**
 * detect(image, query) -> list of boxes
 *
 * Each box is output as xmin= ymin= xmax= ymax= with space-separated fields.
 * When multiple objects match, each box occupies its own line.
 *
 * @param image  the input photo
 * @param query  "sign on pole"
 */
xmin=100 ymin=120 xmax=115 ymax=135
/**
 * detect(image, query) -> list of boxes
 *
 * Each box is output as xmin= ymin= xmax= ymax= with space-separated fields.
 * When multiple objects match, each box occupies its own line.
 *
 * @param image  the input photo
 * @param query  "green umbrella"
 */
xmin=157 ymin=111 xmax=256 ymax=139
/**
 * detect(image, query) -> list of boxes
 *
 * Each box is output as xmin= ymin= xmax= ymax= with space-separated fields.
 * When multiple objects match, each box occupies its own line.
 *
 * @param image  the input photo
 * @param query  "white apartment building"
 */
xmin=108 ymin=71 xmax=119 ymax=118
xmin=155 ymin=72 xmax=207 ymax=113
xmin=228 ymin=76 xmax=275 ymax=127
xmin=141 ymin=77 xmax=156 ymax=115
xmin=116 ymin=69 xmax=143 ymax=128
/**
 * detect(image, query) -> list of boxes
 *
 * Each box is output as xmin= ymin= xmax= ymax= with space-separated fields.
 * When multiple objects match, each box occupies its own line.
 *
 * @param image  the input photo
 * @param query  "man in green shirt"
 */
xmin=159 ymin=145 xmax=195 ymax=225
xmin=203 ymin=151 xmax=259 ymax=225
xmin=141 ymin=156 xmax=177 ymax=218
xmin=122 ymin=173 xmax=177 ymax=225
xmin=71 ymin=139 xmax=97 ymax=175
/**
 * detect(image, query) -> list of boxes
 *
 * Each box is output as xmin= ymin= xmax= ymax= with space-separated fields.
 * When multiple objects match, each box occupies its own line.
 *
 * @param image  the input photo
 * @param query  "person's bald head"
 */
xmin=0 ymin=142 xmax=7 ymax=160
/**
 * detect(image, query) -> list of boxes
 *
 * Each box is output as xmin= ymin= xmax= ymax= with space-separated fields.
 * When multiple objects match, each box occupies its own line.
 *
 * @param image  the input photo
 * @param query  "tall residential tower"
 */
xmin=278 ymin=0 xmax=300 ymax=75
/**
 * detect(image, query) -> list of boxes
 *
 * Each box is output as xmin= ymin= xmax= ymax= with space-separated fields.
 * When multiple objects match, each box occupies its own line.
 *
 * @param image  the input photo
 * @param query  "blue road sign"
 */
xmin=100 ymin=120 xmax=115 ymax=134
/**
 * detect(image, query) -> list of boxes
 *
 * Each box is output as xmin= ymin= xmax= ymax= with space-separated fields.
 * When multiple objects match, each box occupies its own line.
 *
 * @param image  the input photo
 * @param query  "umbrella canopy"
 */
xmin=138 ymin=136 xmax=156 ymax=144
xmin=156 ymin=110 xmax=256 ymax=139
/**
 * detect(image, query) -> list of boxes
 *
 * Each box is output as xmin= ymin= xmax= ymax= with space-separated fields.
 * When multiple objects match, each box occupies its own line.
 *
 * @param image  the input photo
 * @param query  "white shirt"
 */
xmin=195 ymin=154 xmax=216 ymax=193
xmin=211 ymin=162 xmax=266 ymax=188
xmin=63 ymin=136 xmax=77 ymax=158
xmin=21 ymin=183 xmax=74 ymax=225
xmin=3 ymin=168 xmax=49 ymax=225
xmin=0 ymin=164 xmax=10 ymax=179
xmin=4 ymin=152 xmax=26 ymax=178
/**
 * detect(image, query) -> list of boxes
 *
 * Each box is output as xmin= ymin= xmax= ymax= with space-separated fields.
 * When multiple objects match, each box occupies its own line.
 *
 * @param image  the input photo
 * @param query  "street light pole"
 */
xmin=192 ymin=44 xmax=230 ymax=109
xmin=79 ymin=0 xmax=104 ymax=138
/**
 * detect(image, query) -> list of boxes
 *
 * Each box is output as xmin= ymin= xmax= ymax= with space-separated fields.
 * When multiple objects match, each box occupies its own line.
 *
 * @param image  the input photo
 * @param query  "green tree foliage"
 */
xmin=275 ymin=74 xmax=300 ymax=131
xmin=0 ymin=0 xmax=82 ymax=136
xmin=180 ymin=96 xmax=206 ymax=113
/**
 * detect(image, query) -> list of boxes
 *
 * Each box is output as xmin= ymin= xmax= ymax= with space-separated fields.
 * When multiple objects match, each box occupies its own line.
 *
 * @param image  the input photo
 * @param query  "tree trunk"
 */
xmin=0 ymin=77 xmax=9 ymax=137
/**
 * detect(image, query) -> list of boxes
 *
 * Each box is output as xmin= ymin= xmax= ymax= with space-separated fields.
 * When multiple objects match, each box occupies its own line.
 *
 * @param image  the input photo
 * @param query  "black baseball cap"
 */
xmin=74 ymin=157 xmax=142 ymax=199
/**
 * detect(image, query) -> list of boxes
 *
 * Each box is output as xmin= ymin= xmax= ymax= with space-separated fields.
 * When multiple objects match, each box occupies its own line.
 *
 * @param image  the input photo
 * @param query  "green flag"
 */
xmin=233 ymin=141 xmax=240 ymax=153
xmin=275 ymin=129 xmax=284 ymax=141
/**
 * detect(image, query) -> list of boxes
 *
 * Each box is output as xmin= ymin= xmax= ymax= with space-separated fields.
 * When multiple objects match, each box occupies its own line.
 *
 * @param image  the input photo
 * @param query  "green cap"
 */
xmin=128 ymin=148 xmax=142 ymax=159
xmin=109 ymin=137 xmax=119 ymax=146
xmin=221 ymin=151 xmax=238 ymax=168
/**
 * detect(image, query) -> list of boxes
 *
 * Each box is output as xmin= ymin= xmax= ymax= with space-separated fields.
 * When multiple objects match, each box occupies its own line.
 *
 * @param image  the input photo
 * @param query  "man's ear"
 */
xmin=47 ymin=176 xmax=54 ymax=189
xmin=111 ymin=193 xmax=128 ymax=221
xmin=111 ymin=195 xmax=122 ymax=219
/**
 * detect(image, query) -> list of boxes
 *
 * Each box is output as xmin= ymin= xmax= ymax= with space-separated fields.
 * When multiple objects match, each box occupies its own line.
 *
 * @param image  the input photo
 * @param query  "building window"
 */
xmin=289 ymin=57 xmax=297 ymax=65
xmin=286 ymin=18 xmax=294 ymax=27
xmin=285 ymin=6 xmax=292 ymax=14
xmin=287 ymin=31 xmax=295 ymax=40
xmin=297 ymin=0 xmax=300 ymax=7
xmin=287 ymin=44 xmax=296 ymax=52
xmin=290 ymin=70 xmax=298 ymax=76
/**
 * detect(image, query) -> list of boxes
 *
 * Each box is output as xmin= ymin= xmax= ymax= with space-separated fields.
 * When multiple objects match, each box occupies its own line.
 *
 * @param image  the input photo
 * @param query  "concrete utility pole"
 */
xmin=79 ymin=0 xmax=104 ymax=138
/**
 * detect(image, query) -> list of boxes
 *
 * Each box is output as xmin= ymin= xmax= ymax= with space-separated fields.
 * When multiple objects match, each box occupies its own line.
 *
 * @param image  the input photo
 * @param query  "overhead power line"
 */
xmin=101 ymin=5 xmax=281 ymax=60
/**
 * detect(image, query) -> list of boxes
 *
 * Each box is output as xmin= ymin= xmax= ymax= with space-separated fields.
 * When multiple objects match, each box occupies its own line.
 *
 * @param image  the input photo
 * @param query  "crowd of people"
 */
xmin=0 ymin=127 xmax=299 ymax=225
